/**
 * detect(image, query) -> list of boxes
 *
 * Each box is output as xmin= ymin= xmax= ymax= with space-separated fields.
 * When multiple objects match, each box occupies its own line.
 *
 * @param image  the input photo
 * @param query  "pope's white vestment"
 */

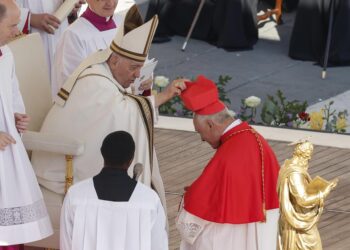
xmin=0 ymin=46 xmax=52 ymax=245
xmin=31 ymin=62 xmax=166 ymax=206
xmin=16 ymin=0 xmax=68 ymax=81
xmin=52 ymin=14 xmax=123 ymax=96
xmin=60 ymin=178 xmax=168 ymax=250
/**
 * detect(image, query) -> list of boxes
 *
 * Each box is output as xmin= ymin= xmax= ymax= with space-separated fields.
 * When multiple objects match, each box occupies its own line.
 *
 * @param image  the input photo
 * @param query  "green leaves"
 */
xmin=158 ymin=75 xmax=231 ymax=118
xmin=260 ymin=90 xmax=308 ymax=127
xmin=217 ymin=75 xmax=232 ymax=106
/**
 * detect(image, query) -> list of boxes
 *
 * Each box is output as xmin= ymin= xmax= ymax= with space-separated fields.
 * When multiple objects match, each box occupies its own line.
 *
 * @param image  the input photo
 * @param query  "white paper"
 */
xmin=54 ymin=0 xmax=77 ymax=22
xmin=133 ymin=58 xmax=158 ymax=95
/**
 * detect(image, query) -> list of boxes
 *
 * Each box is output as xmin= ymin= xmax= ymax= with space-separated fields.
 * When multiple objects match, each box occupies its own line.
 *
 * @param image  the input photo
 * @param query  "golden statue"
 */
xmin=277 ymin=140 xmax=338 ymax=250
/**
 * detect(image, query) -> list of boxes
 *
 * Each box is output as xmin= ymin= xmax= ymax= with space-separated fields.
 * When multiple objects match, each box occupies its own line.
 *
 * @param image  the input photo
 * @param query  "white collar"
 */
xmin=222 ymin=119 xmax=242 ymax=135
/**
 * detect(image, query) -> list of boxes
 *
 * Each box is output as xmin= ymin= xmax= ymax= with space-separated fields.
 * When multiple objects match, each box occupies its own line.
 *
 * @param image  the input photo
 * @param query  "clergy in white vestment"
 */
xmin=52 ymin=0 xmax=122 ymax=96
xmin=60 ymin=131 xmax=168 ymax=250
xmin=31 ymin=4 xmax=187 ymax=212
xmin=175 ymin=76 xmax=280 ymax=250
xmin=0 ymin=1 xmax=52 ymax=248
xmin=15 ymin=0 xmax=84 ymax=82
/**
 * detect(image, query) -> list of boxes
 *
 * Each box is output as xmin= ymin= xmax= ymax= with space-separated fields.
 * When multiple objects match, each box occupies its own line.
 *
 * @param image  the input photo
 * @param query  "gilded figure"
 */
xmin=277 ymin=140 xmax=338 ymax=250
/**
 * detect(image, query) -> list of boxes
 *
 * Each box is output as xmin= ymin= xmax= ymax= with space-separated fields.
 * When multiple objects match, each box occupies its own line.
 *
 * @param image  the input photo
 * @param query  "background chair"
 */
xmin=8 ymin=33 xmax=84 ymax=250
xmin=258 ymin=0 xmax=283 ymax=24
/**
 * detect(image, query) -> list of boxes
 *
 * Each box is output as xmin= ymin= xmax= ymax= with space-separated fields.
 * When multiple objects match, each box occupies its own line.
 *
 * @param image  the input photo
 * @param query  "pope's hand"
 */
xmin=139 ymin=77 xmax=153 ymax=92
xmin=154 ymin=78 xmax=188 ymax=107
xmin=0 ymin=131 xmax=16 ymax=151
xmin=15 ymin=113 xmax=30 ymax=133
xmin=164 ymin=78 xmax=188 ymax=98
xmin=30 ymin=13 xmax=61 ymax=34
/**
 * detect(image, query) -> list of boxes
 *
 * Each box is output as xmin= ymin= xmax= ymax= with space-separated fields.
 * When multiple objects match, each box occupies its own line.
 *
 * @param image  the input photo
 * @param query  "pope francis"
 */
xmin=31 ymin=5 xmax=186 ymax=209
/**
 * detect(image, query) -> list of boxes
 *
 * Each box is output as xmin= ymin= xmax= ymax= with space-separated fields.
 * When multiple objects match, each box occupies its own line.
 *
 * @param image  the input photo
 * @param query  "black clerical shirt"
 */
xmin=93 ymin=167 xmax=137 ymax=202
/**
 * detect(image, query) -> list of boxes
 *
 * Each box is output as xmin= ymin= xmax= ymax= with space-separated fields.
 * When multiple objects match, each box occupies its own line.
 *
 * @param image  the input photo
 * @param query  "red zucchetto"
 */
xmin=181 ymin=75 xmax=226 ymax=115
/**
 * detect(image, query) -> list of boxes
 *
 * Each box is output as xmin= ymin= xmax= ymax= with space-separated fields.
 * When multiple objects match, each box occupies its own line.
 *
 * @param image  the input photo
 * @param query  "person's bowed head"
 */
xmin=180 ymin=75 xmax=234 ymax=149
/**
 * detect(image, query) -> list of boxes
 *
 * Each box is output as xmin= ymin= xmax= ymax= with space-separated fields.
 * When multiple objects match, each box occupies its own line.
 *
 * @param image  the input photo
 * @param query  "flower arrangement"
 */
xmin=260 ymin=90 xmax=308 ymax=127
xmin=153 ymin=76 xmax=349 ymax=134
xmin=238 ymin=90 xmax=348 ymax=133
xmin=309 ymin=101 xmax=348 ymax=133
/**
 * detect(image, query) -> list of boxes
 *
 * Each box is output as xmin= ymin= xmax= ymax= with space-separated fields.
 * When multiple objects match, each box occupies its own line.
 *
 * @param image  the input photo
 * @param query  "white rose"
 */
xmin=244 ymin=96 xmax=261 ymax=108
xmin=154 ymin=76 xmax=170 ymax=88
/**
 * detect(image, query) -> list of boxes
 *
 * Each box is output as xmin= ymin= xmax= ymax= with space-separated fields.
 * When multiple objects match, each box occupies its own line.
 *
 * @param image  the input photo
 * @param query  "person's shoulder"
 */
xmin=79 ymin=63 xmax=110 ymax=80
xmin=66 ymin=178 xmax=94 ymax=197
xmin=1 ymin=45 xmax=9 ymax=53
xmin=133 ymin=182 xmax=161 ymax=203
xmin=113 ymin=12 xmax=124 ymax=25
xmin=1 ymin=45 xmax=13 ymax=58
xmin=63 ymin=17 xmax=92 ymax=37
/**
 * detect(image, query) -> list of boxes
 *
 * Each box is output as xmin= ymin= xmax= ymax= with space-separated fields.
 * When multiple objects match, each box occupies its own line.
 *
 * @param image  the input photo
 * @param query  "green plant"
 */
xmin=216 ymin=75 xmax=232 ymax=107
xmin=312 ymin=101 xmax=349 ymax=133
xmin=333 ymin=110 xmax=348 ymax=133
xmin=261 ymin=90 xmax=308 ymax=127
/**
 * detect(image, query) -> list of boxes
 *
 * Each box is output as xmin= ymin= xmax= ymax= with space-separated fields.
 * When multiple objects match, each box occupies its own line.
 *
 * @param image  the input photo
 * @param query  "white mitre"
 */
xmin=55 ymin=4 xmax=159 ymax=106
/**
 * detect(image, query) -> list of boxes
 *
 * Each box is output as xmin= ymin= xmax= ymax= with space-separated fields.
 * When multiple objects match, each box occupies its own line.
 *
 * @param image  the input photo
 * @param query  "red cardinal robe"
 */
xmin=184 ymin=122 xmax=280 ymax=224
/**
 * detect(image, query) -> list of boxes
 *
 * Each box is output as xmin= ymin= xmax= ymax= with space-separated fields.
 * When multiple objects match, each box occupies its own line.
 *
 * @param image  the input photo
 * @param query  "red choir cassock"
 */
xmin=0 ymin=246 xmax=24 ymax=250
xmin=181 ymin=75 xmax=280 ymax=224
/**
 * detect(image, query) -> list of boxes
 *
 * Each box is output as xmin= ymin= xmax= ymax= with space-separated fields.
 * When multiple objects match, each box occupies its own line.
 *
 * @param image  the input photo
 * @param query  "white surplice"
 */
xmin=52 ymin=14 xmax=122 ymax=97
xmin=60 ymin=178 xmax=168 ymax=250
xmin=0 ymin=46 xmax=52 ymax=246
xmin=31 ymin=62 xmax=166 ymax=206
xmin=16 ymin=0 xmax=68 ymax=81
xmin=177 ymin=208 xmax=279 ymax=250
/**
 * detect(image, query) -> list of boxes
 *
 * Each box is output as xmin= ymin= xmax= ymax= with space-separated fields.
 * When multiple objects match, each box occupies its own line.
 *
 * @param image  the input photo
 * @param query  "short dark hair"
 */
xmin=101 ymin=131 xmax=135 ymax=167
xmin=0 ymin=3 xmax=6 ymax=22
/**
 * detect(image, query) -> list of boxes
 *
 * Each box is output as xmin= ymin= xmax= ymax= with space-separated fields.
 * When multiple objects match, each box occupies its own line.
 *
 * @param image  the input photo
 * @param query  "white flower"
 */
xmin=154 ymin=76 xmax=170 ymax=88
xmin=244 ymin=96 xmax=261 ymax=108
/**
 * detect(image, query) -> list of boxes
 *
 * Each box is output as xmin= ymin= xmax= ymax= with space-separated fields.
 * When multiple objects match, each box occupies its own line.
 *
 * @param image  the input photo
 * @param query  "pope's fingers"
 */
xmin=173 ymin=80 xmax=187 ymax=89
xmin=178 ymin=82 xmax=187 ymax=90
xmin=142 ymin=78 xmax=153 ymax=86
xmin=139 ymin=79 xmax=153 ymax=90
xmin=173 ymin=88 xmax=181 ymax=96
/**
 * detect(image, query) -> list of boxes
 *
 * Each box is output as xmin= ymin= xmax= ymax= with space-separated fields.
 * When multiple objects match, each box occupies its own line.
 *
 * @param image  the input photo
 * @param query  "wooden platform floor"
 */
xmin=25 ymin=128 xmax=350 ymax=250
xmin=155 ymin=128 xmax=350 ymax=250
